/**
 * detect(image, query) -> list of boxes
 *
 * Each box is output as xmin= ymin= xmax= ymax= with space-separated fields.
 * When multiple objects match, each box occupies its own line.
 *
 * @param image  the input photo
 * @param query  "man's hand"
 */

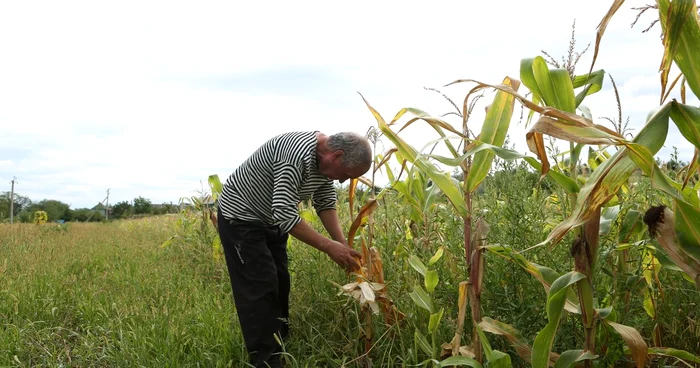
xmin=324 ymin=240 xmax=361 ymax=272
xmin=288 ymin=220 xmax=361 ymax=271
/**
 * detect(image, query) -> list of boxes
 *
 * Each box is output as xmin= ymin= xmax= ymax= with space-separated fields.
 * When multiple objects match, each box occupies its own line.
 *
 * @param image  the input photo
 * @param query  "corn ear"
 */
xmin=644 ymin=203 xmax=700 ymax=287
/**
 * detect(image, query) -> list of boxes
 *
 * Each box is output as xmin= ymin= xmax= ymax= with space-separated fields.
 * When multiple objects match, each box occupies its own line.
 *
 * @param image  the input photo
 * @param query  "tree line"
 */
xmin=0 ymin=194 xmax=179 ymax=223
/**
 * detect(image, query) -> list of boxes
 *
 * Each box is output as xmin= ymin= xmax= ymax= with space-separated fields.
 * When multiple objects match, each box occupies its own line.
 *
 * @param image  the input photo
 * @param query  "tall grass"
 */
xmin=0 ymin=218 xmax=242 ymax=367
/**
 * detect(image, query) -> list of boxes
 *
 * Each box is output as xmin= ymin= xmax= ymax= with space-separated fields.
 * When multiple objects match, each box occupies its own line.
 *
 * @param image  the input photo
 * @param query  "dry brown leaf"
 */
xmin=589 ymin=0 xmax=626 ymax=76
xmin=605 ymin=321 xmax=648 ymax=368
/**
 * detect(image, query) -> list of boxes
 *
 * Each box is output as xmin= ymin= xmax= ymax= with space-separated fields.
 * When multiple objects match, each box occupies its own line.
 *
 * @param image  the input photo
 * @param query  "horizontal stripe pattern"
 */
xmin=219 ymin=131 xmax=337 ymax=233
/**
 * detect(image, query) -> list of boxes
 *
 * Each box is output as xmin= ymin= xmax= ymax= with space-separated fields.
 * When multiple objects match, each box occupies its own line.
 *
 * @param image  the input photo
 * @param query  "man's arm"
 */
xmin=317 ymin=209 xmax=347 ymax=245
xmin=312 ymin=181 xmax=347 ymax=244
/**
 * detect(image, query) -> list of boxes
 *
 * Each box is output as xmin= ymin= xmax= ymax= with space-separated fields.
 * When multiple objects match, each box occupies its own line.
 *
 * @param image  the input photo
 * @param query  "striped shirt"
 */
xmin=218 ymin=131 xmax=337 ymax=233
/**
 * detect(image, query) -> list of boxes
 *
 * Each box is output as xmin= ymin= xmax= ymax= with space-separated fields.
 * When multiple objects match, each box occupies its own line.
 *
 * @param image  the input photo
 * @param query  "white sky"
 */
xmin=1 ymin=0 xmax=698 ymax=209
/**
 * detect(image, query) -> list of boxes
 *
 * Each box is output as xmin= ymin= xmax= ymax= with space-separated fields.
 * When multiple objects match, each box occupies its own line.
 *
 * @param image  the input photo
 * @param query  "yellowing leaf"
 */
xmin=428 ymin=247 xmax=444 ymax=266
xmin=347 ymin=199 xmax=378 ymax=249
xmin=604 ymin=320 xmax=647 ymax=368
xmin=360 ymin=94 xmax=468 ymax=218
xmin=541 ymin=104 xmax=672 ymax=248
xmin=466 ymin=76 xmax=520 ymax=192
xmin=425 ymin=269 xmax=439 ymax=294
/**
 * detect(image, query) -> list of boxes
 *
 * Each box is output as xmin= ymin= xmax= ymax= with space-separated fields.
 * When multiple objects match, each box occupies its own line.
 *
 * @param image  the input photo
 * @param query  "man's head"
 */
xmin=317 ymin=132 xmax=372 ymax=183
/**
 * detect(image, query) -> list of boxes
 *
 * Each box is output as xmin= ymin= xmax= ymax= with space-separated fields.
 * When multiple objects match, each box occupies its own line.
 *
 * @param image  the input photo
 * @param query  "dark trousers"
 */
xmin=217 ymin=209 xmax=290 ymax=368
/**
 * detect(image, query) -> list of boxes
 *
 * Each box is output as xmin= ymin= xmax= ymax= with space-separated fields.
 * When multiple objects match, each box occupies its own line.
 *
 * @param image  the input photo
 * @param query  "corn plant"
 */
xmin=336 ymin=129 xmax=405 ymax=366
xmin=406 ymin=248 xmax=446 ymax=365
xmin=488 ymin=1 xmax=700 ymax=366
xmin=163 ymin=175 xmax=223 ymax=261
xmin=357 ymin=1 xmax=700 ymax=366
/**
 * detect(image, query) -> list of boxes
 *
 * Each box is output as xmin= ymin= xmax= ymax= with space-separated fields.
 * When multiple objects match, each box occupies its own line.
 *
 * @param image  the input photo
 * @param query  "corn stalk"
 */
xmin=337 ymin=130 xmax=405 ymax=366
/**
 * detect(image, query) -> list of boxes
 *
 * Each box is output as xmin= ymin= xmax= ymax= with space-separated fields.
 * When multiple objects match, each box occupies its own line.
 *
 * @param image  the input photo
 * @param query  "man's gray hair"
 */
xmin=327 ymin=132 xmax=372 ymax=168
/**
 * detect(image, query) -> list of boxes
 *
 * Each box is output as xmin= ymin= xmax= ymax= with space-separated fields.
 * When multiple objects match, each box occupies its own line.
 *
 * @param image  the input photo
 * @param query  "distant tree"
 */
xmin=71 ymin=208 xmax=104 ymax=222
xmin=18 ymin=211 xmax=33 ymax=223
xmin=111 ymin=201 xmax=133 ymax=219
xmin=0 ymin=192 xmax=32 ymax=221
xmin=163 ymin=202 xmax=176 ymax=214
xmin=133 ymin=196 xmax=152 ymax=215
xmin=28 ymin=199 xmax=71 ymax=221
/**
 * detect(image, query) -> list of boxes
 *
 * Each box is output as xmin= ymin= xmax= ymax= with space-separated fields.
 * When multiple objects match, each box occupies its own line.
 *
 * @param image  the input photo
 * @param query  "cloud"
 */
xmin=0 ymin=0 xmax=697 ymax=209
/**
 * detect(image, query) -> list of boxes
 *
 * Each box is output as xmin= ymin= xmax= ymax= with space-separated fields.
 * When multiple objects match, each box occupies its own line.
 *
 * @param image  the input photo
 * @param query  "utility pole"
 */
xmin=9 ymin=177 xmax=16 ymax=224
xmin=105 ymin=189 xmax=110 ymax=221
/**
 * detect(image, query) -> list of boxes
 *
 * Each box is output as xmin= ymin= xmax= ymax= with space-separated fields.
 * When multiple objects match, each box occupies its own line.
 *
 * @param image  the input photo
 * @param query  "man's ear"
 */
xmin=332 ymin=150 xmax=344 ymax=161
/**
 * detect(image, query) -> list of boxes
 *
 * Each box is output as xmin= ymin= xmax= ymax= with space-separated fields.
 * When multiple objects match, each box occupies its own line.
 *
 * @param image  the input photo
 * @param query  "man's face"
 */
xmin=320 ymin=151 xmax=370 ymax=183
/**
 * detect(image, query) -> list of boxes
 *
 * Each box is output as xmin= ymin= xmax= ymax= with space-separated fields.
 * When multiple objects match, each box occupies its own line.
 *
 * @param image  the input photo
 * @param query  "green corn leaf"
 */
xmin=409 ymin=285 xmax=434 ymax=313
xmin=488 ymin=351 xmax=512 ymax=368
xmin=439 ymin=356 xmax=483 ymax=368
xmin=414 ymin=329 xmax=433 ymax=357
xmin=596 ymin=306 xmax=615 ymax=320
xmin=408 ymin=255 xmax=427 ymax=277
xmin=648 ymin=347 xmax=700 ymax=364
xmin=521 ymin=58 xmax=544 ymax=101
xmin=467 ymin=77 xmax=520 ymax=193
xmin=573 ymin=69 xmax=605 ymax=107
xmin=531 ymin=271 xmax=587 ymax=368
xmin=531 ymin=56 xmax=576 ymax=113
xmin=476 ymin=324 xmax=494 ymax=361
xmin=424 ymin=139 xmax=525 ymax=167
xmin=600 ymin=205 xmax=621 ymax=235
xmin=526 ymin=93 xmax=542 ymax=127
xmin=428 ymin=247 xmax=444 ymax=266
xmin=484 ymin=245 xmax=580 ymax=313
xmin=657 ymin=0 xmax=700 ymax=100
xmin=390 ymin=107 xmax=462 ymax=158
xmin=553 ymin=350 xmax=598 ymax=368
xmin=208 ymin=174 xmax=223 ymax=200
xmin=652 ymin=246 xmax=685 ymax=272
xmin=670 ymin=101 xmax=700 ymax=151
xmin=428 ymin=307 xmax=444 ymax=333
xmin=425 ymin=269 xmax=439 ymax=294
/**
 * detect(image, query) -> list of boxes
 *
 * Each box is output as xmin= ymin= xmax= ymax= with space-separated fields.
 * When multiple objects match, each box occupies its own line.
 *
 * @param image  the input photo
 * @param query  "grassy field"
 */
xmin=1 ymin=168 xmax=699 ymax=367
